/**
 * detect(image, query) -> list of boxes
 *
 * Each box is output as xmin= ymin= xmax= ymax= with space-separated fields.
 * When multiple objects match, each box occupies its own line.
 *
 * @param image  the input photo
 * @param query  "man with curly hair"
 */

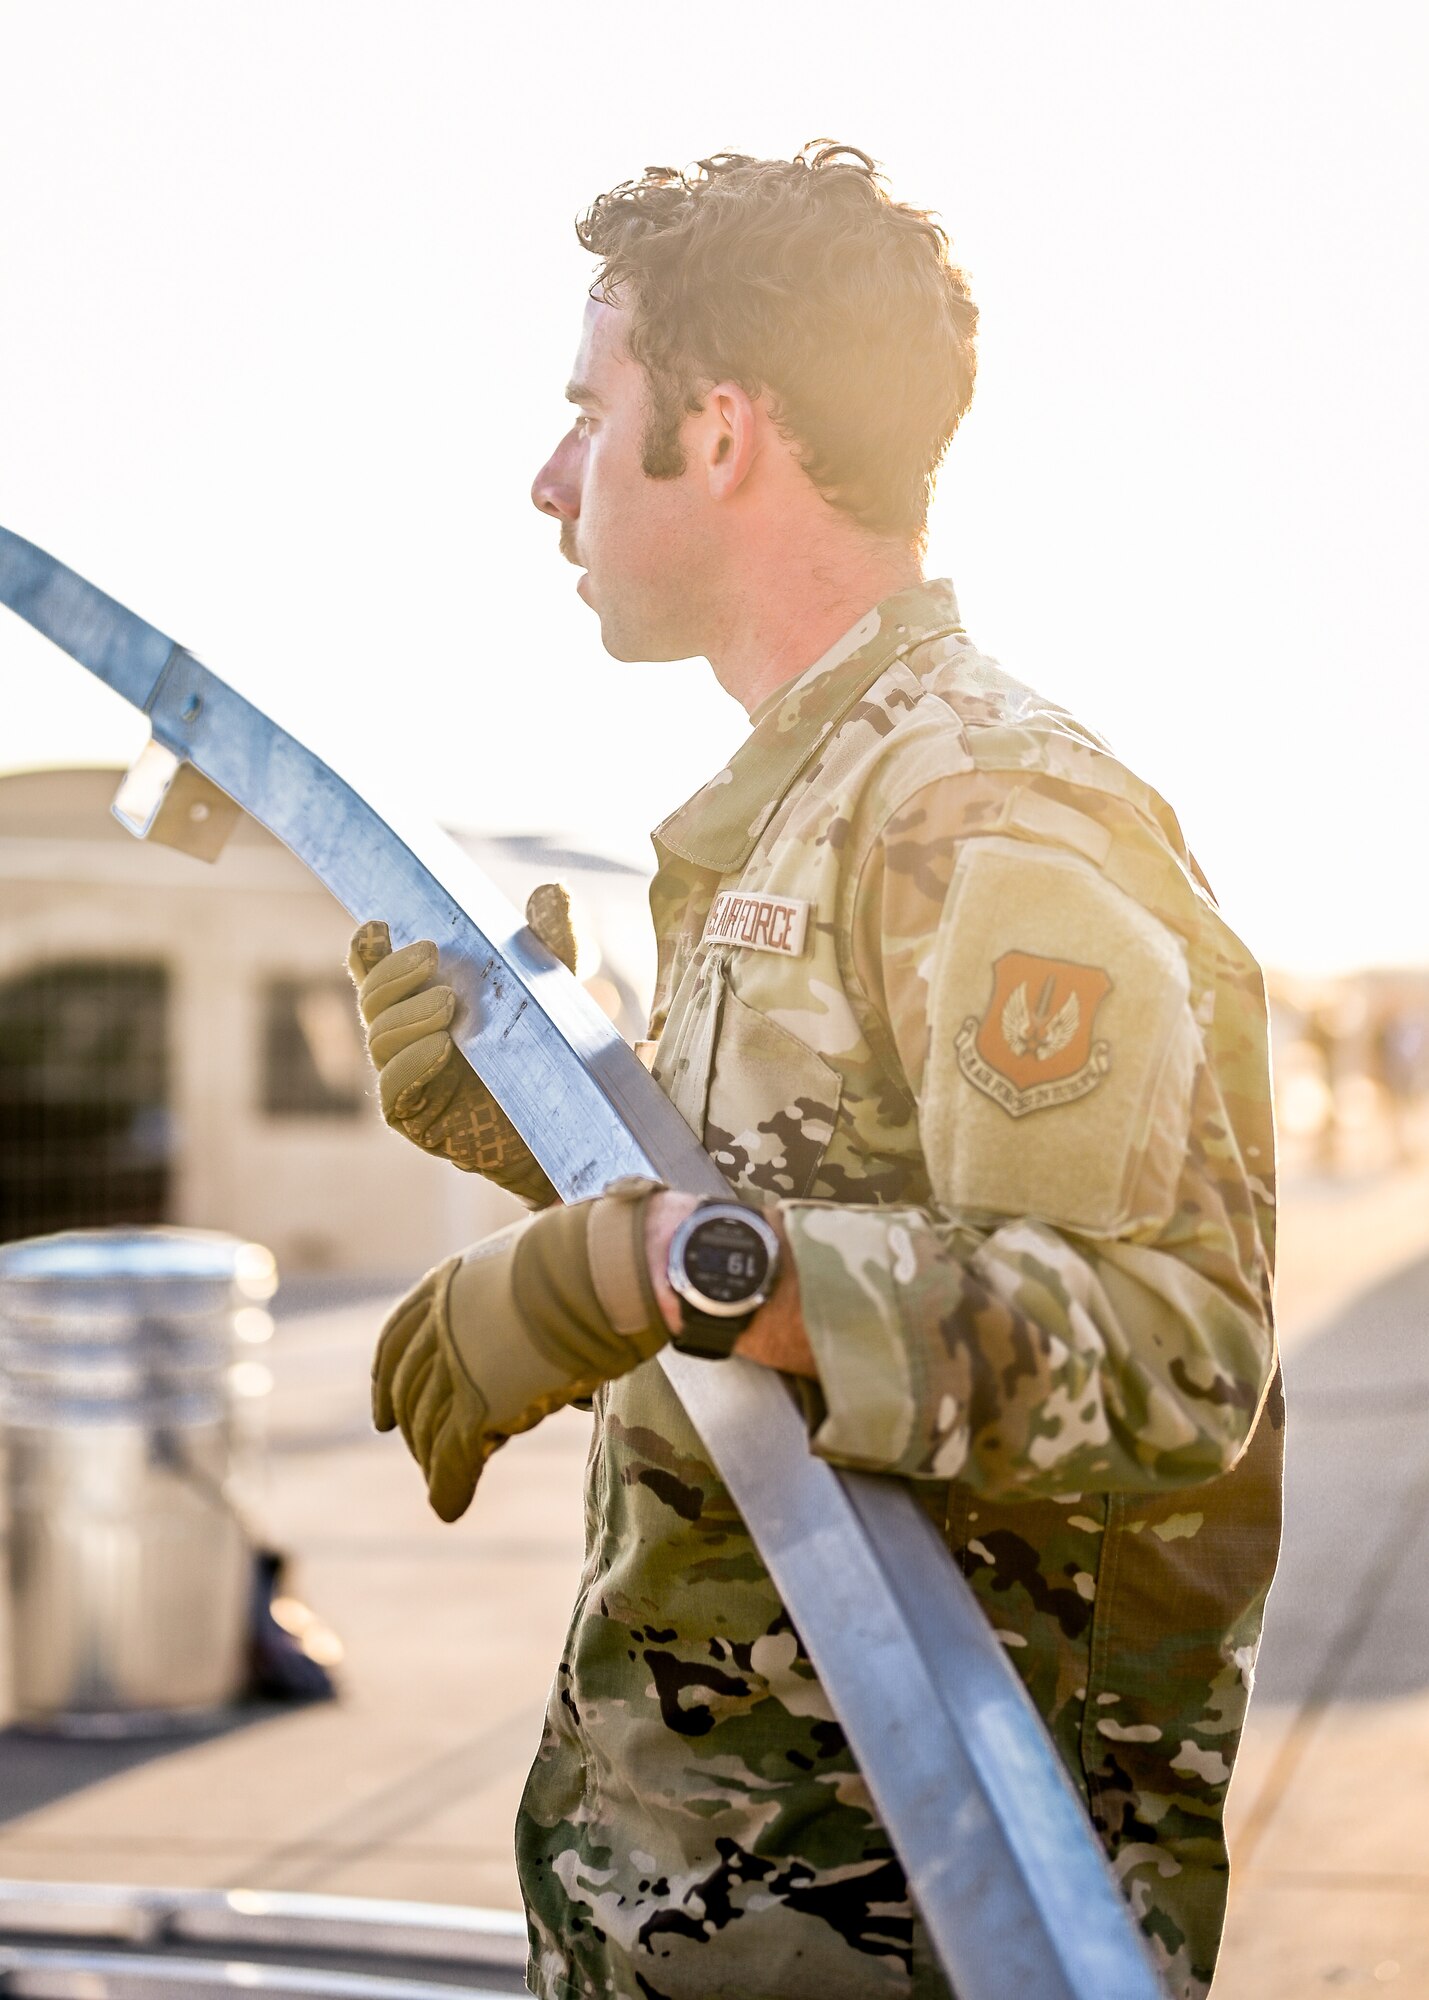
xmin=351 ymin=145 xmax=1281 ymax=2000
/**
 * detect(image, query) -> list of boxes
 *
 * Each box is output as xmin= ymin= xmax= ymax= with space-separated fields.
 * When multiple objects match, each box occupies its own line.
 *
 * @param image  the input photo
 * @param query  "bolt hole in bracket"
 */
xmin=0 ymin=526 xmax=1165 ymax=2000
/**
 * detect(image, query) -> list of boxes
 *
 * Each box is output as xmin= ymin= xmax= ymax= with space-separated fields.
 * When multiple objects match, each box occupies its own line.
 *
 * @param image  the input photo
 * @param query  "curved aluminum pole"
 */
xmin=0 ymin=525 xmax=1164 ymax=2000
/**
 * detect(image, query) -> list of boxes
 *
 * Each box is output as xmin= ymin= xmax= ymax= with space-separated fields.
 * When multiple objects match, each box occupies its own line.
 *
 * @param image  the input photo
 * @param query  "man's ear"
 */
xmin=701 ymin=380 xmax=761 ymax=500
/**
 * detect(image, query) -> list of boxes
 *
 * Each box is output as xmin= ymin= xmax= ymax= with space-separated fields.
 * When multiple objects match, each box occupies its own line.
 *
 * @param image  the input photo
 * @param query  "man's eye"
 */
xmin=573 ymin=412 xmax=595 ymax=439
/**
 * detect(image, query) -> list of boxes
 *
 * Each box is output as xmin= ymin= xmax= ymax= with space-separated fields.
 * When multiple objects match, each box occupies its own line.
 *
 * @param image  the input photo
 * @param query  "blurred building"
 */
xmin=0 ymin=767 xmax=655 ymax=1274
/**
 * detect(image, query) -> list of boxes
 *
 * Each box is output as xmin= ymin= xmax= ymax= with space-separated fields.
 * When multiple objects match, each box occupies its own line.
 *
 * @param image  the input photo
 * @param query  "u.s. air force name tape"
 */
xmin=702 ymin=890 xmax=810 ymax=957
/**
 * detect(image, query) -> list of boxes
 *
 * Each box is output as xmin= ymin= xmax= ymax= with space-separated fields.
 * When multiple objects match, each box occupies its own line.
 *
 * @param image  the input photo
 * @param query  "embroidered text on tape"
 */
xmin=703 ymin=890 xmax=810 ymax=957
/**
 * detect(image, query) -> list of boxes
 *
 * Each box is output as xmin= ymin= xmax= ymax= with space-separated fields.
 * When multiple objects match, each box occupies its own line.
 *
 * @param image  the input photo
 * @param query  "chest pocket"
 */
xmin=656 ymin=954 xmax=843 ymax=1200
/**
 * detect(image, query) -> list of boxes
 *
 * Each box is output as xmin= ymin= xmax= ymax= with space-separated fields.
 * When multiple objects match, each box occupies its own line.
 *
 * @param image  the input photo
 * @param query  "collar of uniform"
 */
xmin=653 ymin=579 xmax=964 ymax=875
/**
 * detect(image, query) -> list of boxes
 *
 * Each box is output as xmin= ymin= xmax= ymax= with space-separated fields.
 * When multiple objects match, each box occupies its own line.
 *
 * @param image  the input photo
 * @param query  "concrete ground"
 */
xmin=2 ymin=1162 xmax=1429 ymax=1994
xmin=1217 ymin=1163 xmax=1429 ymax=1997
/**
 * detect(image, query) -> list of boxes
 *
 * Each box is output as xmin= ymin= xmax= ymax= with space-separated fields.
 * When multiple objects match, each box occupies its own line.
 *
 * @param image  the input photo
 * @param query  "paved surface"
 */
xmin=2 ymin=1166 xmax=1429 ymax=1993
xmin=1217 ymin=1169 xmax=1429 ymax=1996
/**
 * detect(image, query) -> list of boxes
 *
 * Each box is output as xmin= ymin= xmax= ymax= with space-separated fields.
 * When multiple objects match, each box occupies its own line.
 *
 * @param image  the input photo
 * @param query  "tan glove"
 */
xmin=372 ymin=1177 xmax=666 ymax=1521
xmin=347 ymin=883 xmax=580 ymax=1204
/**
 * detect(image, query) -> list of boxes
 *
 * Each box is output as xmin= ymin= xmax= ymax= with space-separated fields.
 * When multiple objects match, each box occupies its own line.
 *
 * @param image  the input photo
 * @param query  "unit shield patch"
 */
xmin=957 ymin=951 xmax=1113 ymax=1118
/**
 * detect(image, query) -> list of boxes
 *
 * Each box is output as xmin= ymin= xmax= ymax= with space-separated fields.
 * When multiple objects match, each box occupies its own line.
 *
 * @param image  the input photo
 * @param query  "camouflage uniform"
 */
xmin=515 ymin=581 xmax=1282 ymax=2000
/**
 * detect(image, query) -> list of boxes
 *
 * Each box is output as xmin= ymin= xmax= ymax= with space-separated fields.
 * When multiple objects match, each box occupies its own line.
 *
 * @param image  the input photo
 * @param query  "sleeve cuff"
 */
xmin=780 ymin=1200 xmax=939 ymax=1474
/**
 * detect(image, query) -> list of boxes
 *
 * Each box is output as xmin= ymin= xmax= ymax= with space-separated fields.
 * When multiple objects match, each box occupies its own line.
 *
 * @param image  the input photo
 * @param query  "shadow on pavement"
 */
xmin=270 ymin=1273 xmax=404 ymax=1322
xmin=1256 ymin=1244 xmax=1429 ymax=1706
xmin=0 ymin=1701 xmax=293 ymax=1828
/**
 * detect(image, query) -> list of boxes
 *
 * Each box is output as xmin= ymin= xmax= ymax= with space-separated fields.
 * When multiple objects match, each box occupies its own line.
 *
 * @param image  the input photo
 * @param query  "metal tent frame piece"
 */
xmin=0 ymin=525 xmax=1163 ymax=2000
xmin=0 ymin=1878 xmax=528 ymax=1994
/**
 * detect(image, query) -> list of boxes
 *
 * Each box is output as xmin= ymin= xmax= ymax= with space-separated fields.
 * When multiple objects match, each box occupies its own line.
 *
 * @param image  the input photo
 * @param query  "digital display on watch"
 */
xmin=681 ymin=1214 xmax=772 ymax=1305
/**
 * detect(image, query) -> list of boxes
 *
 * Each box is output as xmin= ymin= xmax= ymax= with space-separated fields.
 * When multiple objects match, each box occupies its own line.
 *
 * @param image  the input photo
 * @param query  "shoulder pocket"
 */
xmin=922 ymin=837 xmax=1199 ymax=1237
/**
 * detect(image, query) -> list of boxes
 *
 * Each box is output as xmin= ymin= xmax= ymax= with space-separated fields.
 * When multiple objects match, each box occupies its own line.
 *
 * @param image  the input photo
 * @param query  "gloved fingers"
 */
xmin=370 ymin=1320 xmax=420 ymax=1432
xmin=356 ymin=938 xmax=442 ymax=1025
xmin=368 ymin=985 xmax=456 ymax=1066
xmin=407 ymin=1350 xmax=451 ymax=1468
xmin=373 ymin=1325 xmax=425 ymax=1436
xmin=427 ymin=1405 xmax=486 ymax=1523
xmin=392 ymin=1338 xmax=439 ymax=1459
xmin=371 ymin=1291 xmax=430 ymax=1432
xmin=381 ymin=1034 xmax=465 ymax=1125
xmin=526 ymin=882 xmax=579 ymax=976
xmin=428 ymin=1456 xmax=478 ymax=1524
xmin=347 ymin=920 xmax=394 ymax=984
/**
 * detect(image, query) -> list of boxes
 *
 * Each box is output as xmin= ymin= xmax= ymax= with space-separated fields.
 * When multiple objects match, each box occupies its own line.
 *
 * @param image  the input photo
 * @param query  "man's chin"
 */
xmin=598 ymin=625 xmax=654 ymax=664
xmin=597 ymin=624 xmax=698 ymax=666
xmin=578 ymin=580 xmax=697 ymax=665
xmin=586 ymin=597 xmax=648 ymax=664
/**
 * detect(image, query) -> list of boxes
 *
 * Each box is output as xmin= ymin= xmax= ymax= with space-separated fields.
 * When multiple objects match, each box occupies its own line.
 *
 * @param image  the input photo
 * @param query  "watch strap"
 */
xmin=673 ymin=1297 xmax=754 ymax=1360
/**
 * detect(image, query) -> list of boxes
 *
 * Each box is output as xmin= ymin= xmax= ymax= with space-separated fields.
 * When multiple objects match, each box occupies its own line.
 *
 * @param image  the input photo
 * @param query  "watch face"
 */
xmin=682 ymin=1215 xmax=772 ymax=1306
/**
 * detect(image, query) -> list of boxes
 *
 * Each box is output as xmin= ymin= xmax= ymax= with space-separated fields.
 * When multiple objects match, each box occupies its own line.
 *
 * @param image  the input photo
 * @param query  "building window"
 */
xmin=0 ymin=959 xmax=171 ymax=1242
xmin=261 ymin=978 xmax=365 ymax=1118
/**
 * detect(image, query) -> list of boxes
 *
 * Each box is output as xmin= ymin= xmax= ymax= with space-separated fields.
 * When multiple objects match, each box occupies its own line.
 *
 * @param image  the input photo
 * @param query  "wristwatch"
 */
xmin=666 ymin=1201 xmax=782 ymax=1360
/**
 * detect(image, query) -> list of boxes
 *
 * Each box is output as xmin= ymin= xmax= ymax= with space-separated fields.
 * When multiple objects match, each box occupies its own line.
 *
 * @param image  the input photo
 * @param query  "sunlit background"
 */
xmin=2 ymin=0 xmax=1426 ymax=976
xmin=2 ymin=11 xmax=1429 ymax=1996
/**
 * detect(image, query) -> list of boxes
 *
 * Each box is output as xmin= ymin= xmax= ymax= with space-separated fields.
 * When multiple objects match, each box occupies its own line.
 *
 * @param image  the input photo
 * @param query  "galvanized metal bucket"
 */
xmin=0 ymin=1227 xmax=276 ymax=1734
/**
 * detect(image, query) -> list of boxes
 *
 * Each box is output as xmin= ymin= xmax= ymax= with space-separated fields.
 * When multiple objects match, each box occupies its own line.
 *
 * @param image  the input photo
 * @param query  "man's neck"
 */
xmin=705 ymin=545 xmax=925 ymax=716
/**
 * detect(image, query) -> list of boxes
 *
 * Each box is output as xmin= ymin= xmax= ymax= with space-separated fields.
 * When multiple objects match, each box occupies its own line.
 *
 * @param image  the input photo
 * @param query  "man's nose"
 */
xmin=531 ymin=436 xmax=580 ymax=520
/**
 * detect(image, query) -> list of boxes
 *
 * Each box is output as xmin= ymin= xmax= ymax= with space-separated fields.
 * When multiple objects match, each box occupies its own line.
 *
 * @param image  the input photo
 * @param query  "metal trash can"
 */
xmin=0 ymin=1227 xmax=276 ymax=1735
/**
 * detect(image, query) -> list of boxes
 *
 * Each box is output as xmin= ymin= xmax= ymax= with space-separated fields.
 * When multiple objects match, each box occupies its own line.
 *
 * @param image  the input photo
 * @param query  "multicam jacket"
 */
xmin=515 ymin=580 xmax=1283 ymax=2000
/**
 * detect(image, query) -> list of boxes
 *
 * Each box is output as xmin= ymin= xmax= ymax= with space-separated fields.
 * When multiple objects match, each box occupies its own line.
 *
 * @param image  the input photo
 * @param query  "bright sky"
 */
xmin=1 ymin=1 xmax=1425 ymax=974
